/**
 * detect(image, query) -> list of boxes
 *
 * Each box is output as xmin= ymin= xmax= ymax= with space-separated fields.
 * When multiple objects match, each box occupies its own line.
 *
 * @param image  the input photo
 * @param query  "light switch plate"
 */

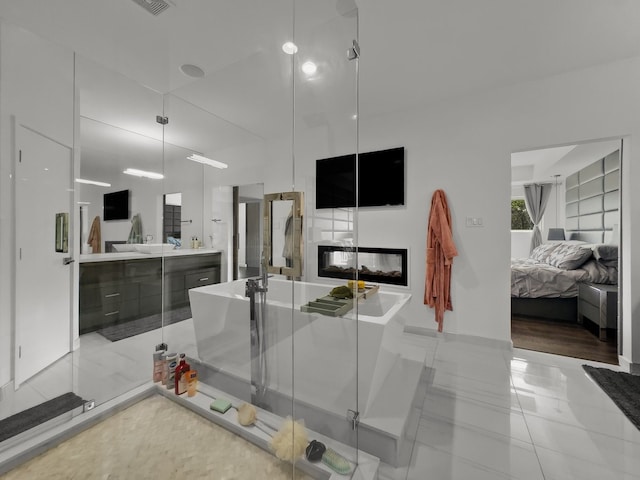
xmin=465 ymin=217 xmax=484 ymax=227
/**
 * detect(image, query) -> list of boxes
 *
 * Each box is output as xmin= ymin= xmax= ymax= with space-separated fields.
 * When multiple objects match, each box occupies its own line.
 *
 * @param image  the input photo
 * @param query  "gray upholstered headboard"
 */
xmin=565 ymin=150 xmax=619 ymax=244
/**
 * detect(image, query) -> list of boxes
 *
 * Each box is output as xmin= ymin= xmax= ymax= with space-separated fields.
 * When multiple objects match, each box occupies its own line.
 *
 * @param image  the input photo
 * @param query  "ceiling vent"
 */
xmin=132 ymin=0 xmax=170 ymax=16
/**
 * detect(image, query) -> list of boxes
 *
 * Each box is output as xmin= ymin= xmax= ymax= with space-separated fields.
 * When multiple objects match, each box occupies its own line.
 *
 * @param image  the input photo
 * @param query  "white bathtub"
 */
xmin=189 ymin=278 xmax=411 ymax=417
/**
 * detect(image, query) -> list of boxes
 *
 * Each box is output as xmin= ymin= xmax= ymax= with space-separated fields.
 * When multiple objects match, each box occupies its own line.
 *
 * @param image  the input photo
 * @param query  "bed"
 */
xmin=511 ymin=241 xmax=618 ymax=322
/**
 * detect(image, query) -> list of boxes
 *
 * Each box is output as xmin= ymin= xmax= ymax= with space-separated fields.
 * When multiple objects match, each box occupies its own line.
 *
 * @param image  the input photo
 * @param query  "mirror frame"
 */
xmin=263 ymin=191 xmax=303 ymax=277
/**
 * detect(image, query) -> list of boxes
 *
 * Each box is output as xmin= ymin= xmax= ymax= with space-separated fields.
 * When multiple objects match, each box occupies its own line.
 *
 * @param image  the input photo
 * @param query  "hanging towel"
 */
xmin=127 ymin=213 xmax=143 ymax=244
xmin=88 ymin=215 xmax=102 ymax=254
xmin=424 ymin=189 xmax=458 ymax=332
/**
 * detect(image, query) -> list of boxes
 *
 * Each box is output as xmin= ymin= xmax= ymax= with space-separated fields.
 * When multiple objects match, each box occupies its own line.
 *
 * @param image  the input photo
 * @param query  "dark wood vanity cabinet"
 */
xmin=79 ymin=252 xmax=221 ymax=334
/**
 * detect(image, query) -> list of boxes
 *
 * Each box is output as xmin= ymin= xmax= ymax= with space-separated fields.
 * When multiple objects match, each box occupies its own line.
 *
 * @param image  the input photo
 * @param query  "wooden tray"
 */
xmin=300 ymin=285 xmax=379 ymax=317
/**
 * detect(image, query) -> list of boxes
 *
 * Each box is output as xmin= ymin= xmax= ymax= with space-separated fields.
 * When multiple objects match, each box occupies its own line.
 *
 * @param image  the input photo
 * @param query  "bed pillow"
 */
xmin=547 ymin=243 xmax=593 ymax=270
xmin=592 ymin=244 xmax=618 ymax=262
xmin=529 ymin=243 xmax=559 ymax=263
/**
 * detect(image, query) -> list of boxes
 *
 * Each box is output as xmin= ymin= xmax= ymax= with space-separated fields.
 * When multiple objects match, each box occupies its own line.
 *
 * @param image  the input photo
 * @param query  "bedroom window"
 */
xmin=511 ymin=199 xmax=533 ymax=230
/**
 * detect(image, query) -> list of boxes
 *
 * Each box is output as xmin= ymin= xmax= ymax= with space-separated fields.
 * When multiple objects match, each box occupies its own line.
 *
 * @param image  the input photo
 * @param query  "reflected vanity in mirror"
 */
xmin=263 ymin=191 xmax=303 ymax=277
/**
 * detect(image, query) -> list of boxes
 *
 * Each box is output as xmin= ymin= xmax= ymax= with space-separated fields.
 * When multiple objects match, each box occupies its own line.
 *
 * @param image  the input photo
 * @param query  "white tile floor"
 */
xmin=379 ymin=335 xmax=640 ymax=480
xmin=4 ymin=322 xmax=640 ymax=480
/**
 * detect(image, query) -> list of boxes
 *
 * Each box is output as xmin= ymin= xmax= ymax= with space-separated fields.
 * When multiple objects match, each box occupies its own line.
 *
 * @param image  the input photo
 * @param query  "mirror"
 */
xmin=263 ymin=191 xmax=303 ymax=277
xmin=55 ymin=212 xmax=69 ymax=253
xmin=163 ymin=192 xmax=183 ymax=247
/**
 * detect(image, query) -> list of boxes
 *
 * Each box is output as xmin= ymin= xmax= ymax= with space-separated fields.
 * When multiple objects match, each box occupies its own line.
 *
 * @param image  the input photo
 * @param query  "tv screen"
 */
xmin=316 ymin=153 xmax=356 ymax=209
xmin=103 ymin=189 xmax=130 ymax=221
xmin=315 ymin=147 xmax=404 ymax=208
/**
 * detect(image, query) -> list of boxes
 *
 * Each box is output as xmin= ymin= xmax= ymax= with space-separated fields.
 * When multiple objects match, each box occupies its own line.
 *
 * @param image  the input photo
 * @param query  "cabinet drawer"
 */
xmin=578 ymin=283 xmax=601 ymax=306
xmin=185 ymin=268 xmax=220 ymax=289
xmin=99 ymin=282 xmax=139 ymax=302
xmin=101 ymin=299 xmax=139 ymax=321
xmin=578 ymin=300 xmax=600 ymax=325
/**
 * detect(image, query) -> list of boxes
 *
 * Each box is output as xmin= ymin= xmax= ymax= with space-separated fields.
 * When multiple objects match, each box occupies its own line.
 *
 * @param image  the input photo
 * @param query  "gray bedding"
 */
xmin=511 ymin=257 xmax=617 ymax=298
xmin=511 ymin=241 xmax=618 ymax=298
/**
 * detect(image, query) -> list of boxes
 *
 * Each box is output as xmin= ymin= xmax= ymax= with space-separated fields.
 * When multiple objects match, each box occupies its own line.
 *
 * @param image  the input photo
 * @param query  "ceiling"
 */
xmin=1 ymin=0 xmax=639 ymax=171
xmin=511 ymin=139 xmax=622 ymax=188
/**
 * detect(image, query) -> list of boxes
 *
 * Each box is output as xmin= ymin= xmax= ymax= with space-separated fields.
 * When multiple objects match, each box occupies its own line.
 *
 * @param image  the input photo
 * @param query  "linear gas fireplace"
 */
xmin=317 ymin=245 xmax=408 ymax=286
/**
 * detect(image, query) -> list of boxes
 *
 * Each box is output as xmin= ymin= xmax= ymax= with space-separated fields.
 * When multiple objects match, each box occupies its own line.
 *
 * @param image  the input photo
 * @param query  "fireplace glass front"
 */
xmin=317 ymin=245 xmax=408 ymax=286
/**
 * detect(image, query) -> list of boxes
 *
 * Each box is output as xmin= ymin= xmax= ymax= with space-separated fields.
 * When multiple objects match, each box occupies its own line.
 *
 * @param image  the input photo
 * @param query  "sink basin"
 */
xmin=133 ymin=243 xmax=175 ymax=254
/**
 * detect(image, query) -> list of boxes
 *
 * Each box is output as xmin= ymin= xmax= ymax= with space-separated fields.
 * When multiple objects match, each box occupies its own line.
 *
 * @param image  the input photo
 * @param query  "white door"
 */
xmin=15 ymin=124 xmax=73 ymax=386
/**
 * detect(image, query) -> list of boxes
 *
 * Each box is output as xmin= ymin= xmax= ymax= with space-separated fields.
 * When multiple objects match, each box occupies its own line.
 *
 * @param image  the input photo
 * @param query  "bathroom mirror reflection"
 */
xmin=263 ymin=191 xmax=303 ymax=277
xmin=163 ymin=192 xmax=182 ymax=247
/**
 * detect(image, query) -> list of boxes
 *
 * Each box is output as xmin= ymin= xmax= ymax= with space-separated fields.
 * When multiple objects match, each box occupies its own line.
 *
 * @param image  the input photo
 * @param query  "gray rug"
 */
xmin=583 ymin=365 xmax=640 ymax=429
xmin=97 ymin=306 xmax=192 ymax=342
xmin=0 ymin=392 xmax=85 ymax=443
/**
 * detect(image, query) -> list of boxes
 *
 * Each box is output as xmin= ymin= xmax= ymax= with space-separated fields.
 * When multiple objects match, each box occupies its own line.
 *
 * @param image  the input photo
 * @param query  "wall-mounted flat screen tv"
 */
xmin=103 ymin=189 xmax=130 ymax=221
xmin=316 ymin=147 xmax=404 ymax=208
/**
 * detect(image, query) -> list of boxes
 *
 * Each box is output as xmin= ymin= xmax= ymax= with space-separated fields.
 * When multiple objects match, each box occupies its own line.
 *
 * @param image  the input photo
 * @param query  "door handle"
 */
xmin=63 ymin=257 xmax=75 ymax=265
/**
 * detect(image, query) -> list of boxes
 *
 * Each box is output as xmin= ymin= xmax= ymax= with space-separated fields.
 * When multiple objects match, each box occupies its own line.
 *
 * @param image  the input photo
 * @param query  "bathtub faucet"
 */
xmin=245 ymin=277 xmax=266 ymax=297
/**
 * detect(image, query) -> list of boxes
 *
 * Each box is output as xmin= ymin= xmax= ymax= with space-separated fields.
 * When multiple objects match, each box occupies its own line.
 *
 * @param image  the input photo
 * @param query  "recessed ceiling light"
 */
xmin=179 ymin=64 xmax=205 ymax=78
xmin=123 ymin=168 xmax=164 ymax=180
xmin=352 ymin=114 xmax=358 ymax=120
xmin=76 ymin=178 xmax=111 ymax=187
xmin=301 ymin=61 xmax=317 ymax=75
xmin=187 ymin=154 xmax=228 ymax=169
xmin=282 ymin=42 xmax=298 ymax=55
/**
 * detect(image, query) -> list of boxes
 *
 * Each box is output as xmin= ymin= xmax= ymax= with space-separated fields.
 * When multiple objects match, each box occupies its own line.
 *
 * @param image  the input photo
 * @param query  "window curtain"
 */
xmin=523 ymin=183 xmax=552 ymax=253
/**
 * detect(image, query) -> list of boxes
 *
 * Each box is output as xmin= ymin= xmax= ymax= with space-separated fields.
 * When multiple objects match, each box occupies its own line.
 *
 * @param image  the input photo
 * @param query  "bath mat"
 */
xmin=0 ymin=392 xmax=85 ymax=443
xmin=583 ymin=365 xmax=640 ymax=429
xmin=2 ymin=395 xmax=312 ymax=480
xmin=97 ymin=306 xmax=192 ymax=342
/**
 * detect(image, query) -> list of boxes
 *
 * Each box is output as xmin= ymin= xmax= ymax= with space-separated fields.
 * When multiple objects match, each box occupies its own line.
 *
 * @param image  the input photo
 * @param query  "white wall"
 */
xmin=260 ymin=55 xmax=640 ymax=363
xmin=511 ymin=231 xmax=532 ymax=259
xmin=350 ymin=55 xmax=640 ymax=356
xmin=0 ymin=22 xmax=75 ymax=387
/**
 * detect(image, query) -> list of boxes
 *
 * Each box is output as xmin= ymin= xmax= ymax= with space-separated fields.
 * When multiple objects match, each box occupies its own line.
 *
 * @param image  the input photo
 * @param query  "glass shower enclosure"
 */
xmin=2 ymin=0 xmax=361 ymax=478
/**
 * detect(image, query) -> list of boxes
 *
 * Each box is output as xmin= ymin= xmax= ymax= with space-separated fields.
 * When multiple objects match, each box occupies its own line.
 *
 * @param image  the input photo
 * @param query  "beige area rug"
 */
xmin=1 ymin=395 xmax=312 ymax=480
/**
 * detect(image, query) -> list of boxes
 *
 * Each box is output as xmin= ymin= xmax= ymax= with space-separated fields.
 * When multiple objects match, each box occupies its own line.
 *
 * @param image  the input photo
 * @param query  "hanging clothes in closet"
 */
xmin=424 ymin=189 xmax=458 ymax=332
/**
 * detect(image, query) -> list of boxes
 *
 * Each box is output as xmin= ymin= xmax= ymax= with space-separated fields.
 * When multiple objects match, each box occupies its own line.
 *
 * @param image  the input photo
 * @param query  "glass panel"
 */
xmin=76 ymin=55 xmax=165 ymax=405
xmin=294 ymin=0 xmax=360 ymax=474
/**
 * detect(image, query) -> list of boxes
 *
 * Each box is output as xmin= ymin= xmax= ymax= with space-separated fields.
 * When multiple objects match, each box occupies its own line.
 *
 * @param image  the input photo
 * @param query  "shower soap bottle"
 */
xmin=174 ymin=354 xmax=191 ymax=395
xmin=153 ymin=350 xmax=165 ymax=383
xmin=186 ymin=370 xmax=198 ymax=397
xmin=165 ymin=353 xmax=178 ymax=390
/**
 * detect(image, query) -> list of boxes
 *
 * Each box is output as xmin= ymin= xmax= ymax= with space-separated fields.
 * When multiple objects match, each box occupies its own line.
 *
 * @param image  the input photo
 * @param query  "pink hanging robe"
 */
xmin=424 ymin=189 xmax=458 ymax=332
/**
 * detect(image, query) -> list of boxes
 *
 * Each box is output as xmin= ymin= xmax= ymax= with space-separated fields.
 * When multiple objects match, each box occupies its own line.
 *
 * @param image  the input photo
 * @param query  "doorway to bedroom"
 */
xmin=510 ymin=138 xmax=621 ymax=365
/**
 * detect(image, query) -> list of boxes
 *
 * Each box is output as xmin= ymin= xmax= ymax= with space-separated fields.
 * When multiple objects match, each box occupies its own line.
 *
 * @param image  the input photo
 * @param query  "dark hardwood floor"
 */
xmin=511 ymin=315 xmax=618 ymax=365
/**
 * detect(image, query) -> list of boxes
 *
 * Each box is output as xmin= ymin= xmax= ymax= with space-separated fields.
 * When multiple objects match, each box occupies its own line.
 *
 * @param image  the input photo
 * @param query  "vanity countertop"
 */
xmin=79 ymin=248 xmax=222 ymax=263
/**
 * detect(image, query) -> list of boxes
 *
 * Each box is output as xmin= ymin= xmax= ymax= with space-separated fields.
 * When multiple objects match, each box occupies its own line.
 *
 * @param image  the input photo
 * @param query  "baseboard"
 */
xmin=617 ymin=355 xmax=640 ymax=373
xmin=403 ymin=325 xmax=438 ymax=338
xmin=403 ymin=326 xmax=513 ymax=351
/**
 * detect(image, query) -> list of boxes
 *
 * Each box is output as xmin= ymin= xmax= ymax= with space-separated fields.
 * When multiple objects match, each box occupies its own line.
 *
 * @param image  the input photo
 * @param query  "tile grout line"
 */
xmin=506 ymin=352 xmax=548 ymax=480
